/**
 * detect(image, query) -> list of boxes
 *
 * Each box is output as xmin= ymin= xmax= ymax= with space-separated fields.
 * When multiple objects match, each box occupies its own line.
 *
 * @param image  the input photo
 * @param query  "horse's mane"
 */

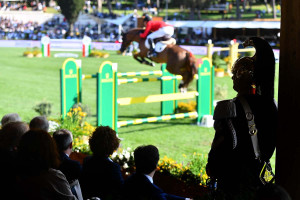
xmin=126 ymin=28 xmax=144 ymax=35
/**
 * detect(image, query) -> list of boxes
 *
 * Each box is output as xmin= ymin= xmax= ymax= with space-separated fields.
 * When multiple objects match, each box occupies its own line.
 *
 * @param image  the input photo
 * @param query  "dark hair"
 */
xmin=17 ymin=130 xmax=60 ymax=175
xmin=89 ymin=126 xmax=120 ymax=157
xmin=255 ymin=184 xmax=292 ymax=200
xmin=0 ymin=121 xmax=29 ymax=150
xmin=134 ymin=145 xmax=159 ymax=174
xmin=29 ymin=116 xmax=49 ymax=132
xmin=143 ymin=15 xmax=152 ymax=22
xmin=53 ymin=129 xmax=73 ymax=152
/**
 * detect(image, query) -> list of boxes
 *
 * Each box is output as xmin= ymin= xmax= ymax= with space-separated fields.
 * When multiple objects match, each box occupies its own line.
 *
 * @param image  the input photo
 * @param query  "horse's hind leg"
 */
xmin=179 ymin=72 xmax=193 ymax=93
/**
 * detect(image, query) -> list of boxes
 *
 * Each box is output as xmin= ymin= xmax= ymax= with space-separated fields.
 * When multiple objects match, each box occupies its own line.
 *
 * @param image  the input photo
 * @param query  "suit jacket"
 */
xmin=122 ymin=172 xmax=186 ymax=200
xmin=80 ymin=155 xmax=124 ymax=200
xmin=59 ymin=152 xmax=82 ymax=183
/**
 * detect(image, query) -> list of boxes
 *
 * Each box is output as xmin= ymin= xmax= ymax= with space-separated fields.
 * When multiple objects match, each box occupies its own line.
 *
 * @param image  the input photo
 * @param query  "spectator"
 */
xmin=53 ymin=129 xmax=83 ymax=200
xmin=80 ymin=126 xmax=123 ymax=200
xmin=16 ymin=130 xmax=76 ymax=199
xmin=122 ymin=145 xmax=193 ymax=200
xmin=29 ymin=116 xmax=49 ymax=132
xmin=1 ymin=113 xmax=21 ymax=127
xmin=206 ymin=37 xmax=277 ymax=199
xmin=0 ymin=121 xmax=29 ymax=199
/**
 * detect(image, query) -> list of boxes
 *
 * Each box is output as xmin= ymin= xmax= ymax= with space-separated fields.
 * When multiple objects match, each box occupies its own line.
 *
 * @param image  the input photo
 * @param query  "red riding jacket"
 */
xmin=139 ymin=21 xmax=172 ymax=38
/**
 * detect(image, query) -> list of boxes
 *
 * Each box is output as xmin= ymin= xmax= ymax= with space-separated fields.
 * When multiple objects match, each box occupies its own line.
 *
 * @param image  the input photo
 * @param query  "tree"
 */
xmin=57 ymin=0 xmax=85 ymax=37
xmin=236 ymin=0 xmax=241 ymax=19
xmin=271 ymin=0 xmax=276 ymax=18
xmin=107 ymin=0 xmax=113 ymax=15
xmin=184 ymin=0 xmax=211 ymax=20
xmin=97 ymin=0 xmax=102 ymax=12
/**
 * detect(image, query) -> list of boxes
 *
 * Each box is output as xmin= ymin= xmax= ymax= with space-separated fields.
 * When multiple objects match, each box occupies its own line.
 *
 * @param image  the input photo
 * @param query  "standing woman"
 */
xmin=206 ymin=37 xmax=277 ymax=199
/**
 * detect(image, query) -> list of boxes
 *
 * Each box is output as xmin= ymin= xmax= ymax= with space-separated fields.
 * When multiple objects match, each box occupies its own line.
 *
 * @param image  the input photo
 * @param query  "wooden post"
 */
xmin=276 ymin=0 xmax=300 ymax=199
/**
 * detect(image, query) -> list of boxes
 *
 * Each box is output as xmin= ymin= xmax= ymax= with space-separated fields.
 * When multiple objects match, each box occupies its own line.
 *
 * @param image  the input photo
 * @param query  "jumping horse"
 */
xmin=119 ymin=28 xmax=198 ymax=91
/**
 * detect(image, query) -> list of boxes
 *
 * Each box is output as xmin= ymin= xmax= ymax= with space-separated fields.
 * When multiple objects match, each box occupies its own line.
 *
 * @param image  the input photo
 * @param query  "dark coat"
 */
xmin=80 ymin=155 xmax=124 ymax=200
xmin=207 ymin=95 xmax=277 ymax=199
xmin=59 ymin=152 xmax=82 ymax=183
xmin=122 ymin=172 xmax=186 ymax=200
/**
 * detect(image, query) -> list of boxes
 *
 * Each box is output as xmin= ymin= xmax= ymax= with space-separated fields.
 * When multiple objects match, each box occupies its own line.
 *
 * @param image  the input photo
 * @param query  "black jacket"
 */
xmin=207 ymin=95 xmax=277 ymax=198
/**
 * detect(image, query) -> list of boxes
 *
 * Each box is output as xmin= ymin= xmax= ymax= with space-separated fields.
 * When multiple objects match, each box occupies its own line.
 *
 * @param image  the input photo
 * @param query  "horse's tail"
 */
xmin=186 ymin=52 xmax=198 ymax=75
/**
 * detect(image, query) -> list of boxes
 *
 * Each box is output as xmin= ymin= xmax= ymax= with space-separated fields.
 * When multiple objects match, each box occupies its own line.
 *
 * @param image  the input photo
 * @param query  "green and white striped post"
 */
xmin=60 ymin=58 xmax=82 ymax=118
xmin=97 ymin=61 xmax=118 ymax=131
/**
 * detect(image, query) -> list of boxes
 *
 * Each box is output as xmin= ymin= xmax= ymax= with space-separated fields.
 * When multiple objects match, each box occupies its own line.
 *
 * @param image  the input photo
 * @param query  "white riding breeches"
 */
xmin=145 ymin=26 xmax=174 ymax=49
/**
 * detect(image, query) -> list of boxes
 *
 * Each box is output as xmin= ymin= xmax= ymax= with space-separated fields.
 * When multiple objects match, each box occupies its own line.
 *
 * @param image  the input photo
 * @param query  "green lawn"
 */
xmin=0 ymin=47 xmax=278 ymax=165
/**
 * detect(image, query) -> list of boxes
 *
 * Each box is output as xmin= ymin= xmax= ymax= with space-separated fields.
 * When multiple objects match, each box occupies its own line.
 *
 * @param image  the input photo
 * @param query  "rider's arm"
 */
xmin=140 ymin=22 xmax=152 ymax=38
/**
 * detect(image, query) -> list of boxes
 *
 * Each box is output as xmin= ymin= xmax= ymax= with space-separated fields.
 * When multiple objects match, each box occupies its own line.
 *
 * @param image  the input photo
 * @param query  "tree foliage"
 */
xmin=56 ymin=0 xmax=85 ymax=25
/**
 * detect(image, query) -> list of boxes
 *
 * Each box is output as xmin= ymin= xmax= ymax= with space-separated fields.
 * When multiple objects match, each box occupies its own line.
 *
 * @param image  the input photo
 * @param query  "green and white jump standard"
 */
xmin=60 ymin=58 xmax=214 ymax=131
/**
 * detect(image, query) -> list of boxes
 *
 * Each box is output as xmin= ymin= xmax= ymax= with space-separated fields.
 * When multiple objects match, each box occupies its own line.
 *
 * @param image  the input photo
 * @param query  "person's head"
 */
xmin=255 ymin=184 xmax=292 ymax=200
xmin=53 ymin=129 xmax=73 ymax=155
xmin=0 ymin=121 xmax=29 ymax=151
xmin=143 ymin=15 xmax=152 ymax=26
xmin=29 ymin=116 xmax=49 ymax=132
xmin=134 ymin=145 xmax=159 ymax=174
xmin=231 ymin=56 xmax=255 ymax=94
xmin=1 ymin=113 xmax=21 ymax=127
xmin=18 ymin=130 xmax=60 ymax=174
xmin=89 ymin=126 xmax=120 ymax=157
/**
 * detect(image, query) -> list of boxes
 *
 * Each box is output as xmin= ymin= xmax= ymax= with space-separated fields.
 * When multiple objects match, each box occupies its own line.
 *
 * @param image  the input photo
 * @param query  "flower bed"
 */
xmin=57 ymin=105 xmax=209 ymax=194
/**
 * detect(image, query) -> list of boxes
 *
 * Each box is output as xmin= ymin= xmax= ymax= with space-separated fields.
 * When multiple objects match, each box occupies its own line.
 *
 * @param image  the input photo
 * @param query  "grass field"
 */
xmin=0 ymin=47 xmax=278 ymax=165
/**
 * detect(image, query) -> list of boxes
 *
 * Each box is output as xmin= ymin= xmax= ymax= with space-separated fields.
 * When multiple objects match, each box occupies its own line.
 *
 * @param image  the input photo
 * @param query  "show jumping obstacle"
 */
xmin=60 ymin=58 xmax=214 ymax=131
xmin=41 ymin=36 xmax=91 ymax=57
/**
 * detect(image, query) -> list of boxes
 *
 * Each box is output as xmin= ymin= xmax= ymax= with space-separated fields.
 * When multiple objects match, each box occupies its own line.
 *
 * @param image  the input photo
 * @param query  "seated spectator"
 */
xmin=0 ymin=122 xmax=29 ymax=199
xmin=29 ymin=116 xmax=49 ymax=132
xmin=80 ymin=126 xmax=123 ymax=200
xmin=1 ymin=113 xmax=21 ymax=127
xmin=16 ymin=130 xmax=76 ymax=200
xmin=53 ymin=129 xmax=83 ymax=200
xmin=122 ymin=145 xmax=193 ymax=200
xmin=255 ymin=184 xmax=292 ymax=200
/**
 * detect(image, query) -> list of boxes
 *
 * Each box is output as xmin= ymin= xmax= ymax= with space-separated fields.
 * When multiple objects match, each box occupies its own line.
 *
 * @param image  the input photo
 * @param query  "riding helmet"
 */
xmin=143 ymin=15 xmax=152 ymax=22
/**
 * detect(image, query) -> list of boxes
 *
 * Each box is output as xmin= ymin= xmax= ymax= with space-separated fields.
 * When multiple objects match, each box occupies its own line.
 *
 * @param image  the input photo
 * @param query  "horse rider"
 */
xmin=139 ymin=15 xmax=174 ymax=58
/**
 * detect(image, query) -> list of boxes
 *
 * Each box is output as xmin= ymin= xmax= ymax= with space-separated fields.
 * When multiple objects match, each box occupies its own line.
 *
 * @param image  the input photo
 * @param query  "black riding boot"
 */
xmin=147 ymin=38 xmax=157 ymax=58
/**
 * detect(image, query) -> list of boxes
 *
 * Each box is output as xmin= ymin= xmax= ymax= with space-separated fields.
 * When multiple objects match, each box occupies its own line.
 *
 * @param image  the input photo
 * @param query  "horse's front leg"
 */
xmin=134 ymin=53 xmax=155 ymax=67
xmin=144 ymin=57 xmax=155 ymax=67
xmin=133 ymin=53 xmax=144 ymax=64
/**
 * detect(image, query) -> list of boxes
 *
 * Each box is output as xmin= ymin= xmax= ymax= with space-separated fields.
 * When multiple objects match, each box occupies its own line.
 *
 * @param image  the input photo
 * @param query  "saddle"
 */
xmin=154 ymin=36 xmax=176 ymax=45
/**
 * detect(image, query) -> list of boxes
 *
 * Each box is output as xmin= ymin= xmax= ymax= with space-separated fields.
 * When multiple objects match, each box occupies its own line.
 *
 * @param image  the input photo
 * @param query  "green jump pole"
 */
xmin=161 ymin=64 xmax=177 ymax=115
xmin=60 ymin=58 xmax=81 ymax=118
xmin=97 ymin=61 xmax=118 ymax=131
xmin=196 ymin=58 xmax=214 ymax=125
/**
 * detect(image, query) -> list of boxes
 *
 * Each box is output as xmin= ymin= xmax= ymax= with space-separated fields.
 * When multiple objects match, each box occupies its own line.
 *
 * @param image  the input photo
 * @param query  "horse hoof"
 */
xmin=180 ymin=88 xmax=187 ymax=93
xmin=150 ymin=63 xmax=155 ymax=67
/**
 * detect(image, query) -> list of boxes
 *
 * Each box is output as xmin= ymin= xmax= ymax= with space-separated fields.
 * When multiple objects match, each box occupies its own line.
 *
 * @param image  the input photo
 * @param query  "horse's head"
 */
xmin=119 ymin=29 xmax=144 ymax=53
